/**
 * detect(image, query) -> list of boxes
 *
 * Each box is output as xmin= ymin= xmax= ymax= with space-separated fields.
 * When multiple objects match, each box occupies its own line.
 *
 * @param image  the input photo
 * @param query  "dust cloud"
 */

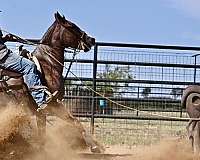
xmin=0 ymin=103 xmax=197 ymax=160
xmin=25 ymin=119 xmax=83 ymax=160
xmin=0 ymin=103 xmax=89 ymax=160
xmin=114 ymin=139 xmax=194 ymax=160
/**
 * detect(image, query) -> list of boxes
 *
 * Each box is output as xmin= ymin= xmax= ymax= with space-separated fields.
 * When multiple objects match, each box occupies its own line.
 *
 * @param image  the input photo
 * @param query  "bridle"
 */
xmin=61 ymin=23 xmax=88 ymax=52
xmin=59 ymin=23 xmax=87 ymax=78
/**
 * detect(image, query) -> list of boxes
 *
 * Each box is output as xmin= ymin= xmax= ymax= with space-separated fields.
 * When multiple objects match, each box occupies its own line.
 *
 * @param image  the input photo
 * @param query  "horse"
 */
xmin=181 ymin=85 xmax=200 ymax=155
xmin=0 ymin=12 xmax=103 ymax=153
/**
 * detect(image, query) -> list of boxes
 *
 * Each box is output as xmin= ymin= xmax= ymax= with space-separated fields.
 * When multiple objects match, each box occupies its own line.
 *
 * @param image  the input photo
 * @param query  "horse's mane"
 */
xmin=40 ymin=21 xmax=57 ymax=44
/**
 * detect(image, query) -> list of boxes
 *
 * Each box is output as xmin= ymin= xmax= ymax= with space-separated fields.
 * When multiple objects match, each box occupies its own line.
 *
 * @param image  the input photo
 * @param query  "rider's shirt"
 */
xmin=0 ymin=29 xmax=9 ymax=61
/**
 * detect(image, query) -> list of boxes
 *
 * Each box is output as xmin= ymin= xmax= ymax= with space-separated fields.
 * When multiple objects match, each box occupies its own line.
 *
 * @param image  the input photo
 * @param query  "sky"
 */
xmin=1 ymin=0 xmax=200 ymax=46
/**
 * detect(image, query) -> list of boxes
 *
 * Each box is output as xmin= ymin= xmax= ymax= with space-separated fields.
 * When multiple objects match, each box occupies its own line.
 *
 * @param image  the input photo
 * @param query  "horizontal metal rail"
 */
xmin=72 ymin=113 xmax=188 ymax=122
xmin=65 ymin=83 xmax=185 ymax=90
xmin=71 ymin=108 xmax=184 ymax=113
xmin=64 ymin=59 xmax=200 ymax=69
xmin=96 ymin=42 xmax=200 ymax=51
xmin=64 ymin=95 xmax=181 ymax=103
xmin=26 ymin=39 xmax=200 ymax=51
xmin=66 ymin=91 xmax=181 ymax=96
xmin=65 ymin=77 xmax=199 ymax=85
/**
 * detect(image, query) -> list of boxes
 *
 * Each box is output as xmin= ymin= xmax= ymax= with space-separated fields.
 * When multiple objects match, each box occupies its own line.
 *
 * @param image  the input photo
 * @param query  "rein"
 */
xmin=1 ymin=29 xmax=37 ymax=46
xmin=1 ymin=29 xmax=84 ymax=80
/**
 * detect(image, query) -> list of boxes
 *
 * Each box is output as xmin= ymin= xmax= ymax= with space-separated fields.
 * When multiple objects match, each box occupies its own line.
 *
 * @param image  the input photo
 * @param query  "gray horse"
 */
xmin=182 ymin=85 xmax=200 ymax=154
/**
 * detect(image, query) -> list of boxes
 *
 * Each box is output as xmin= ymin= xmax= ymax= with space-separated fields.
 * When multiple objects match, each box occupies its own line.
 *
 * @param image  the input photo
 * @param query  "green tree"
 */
xmin=97 ymin=64 xmax=134 ymax=96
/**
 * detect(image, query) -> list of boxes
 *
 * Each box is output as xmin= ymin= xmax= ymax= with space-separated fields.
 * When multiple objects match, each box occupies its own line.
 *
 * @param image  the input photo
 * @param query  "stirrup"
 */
xmin=30 ymin=86 xmax=59 ymax=101
xmin=45 ymin=90 xmax=59 ymax=103
xmin=37 ymin=103 xmax=48 ymax=112
xmin=36 ymin=91 xmax=58 ymax=113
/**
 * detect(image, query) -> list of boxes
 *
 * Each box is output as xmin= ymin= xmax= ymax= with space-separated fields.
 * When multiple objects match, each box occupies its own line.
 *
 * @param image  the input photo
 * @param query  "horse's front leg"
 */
xmin=36 ymin=112 xmax=46 ymax=147
xmin=49 ymin=103 xmax=104 ymax=153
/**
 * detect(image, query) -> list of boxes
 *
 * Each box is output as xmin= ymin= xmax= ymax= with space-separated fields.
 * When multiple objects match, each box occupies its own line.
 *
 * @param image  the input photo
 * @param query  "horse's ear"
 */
xmin=55 ymin=12 xmax=73 ymax=27
xmin=55 ymin=12 xmax=63 ymax=23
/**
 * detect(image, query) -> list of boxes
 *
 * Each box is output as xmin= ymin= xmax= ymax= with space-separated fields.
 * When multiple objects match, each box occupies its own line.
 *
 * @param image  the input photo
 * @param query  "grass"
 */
xmin=80 ymin=114 xmax=188 ymax=147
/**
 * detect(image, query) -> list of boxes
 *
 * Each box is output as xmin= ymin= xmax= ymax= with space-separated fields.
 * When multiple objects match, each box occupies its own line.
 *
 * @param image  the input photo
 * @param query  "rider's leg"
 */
xmin=0 ymin=50 xmax=51 ymax=108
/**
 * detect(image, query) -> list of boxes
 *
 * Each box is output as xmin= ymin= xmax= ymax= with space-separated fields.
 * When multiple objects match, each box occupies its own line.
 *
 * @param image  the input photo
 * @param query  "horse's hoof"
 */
xmin=90 ymin=146 xmax=102 ymax=153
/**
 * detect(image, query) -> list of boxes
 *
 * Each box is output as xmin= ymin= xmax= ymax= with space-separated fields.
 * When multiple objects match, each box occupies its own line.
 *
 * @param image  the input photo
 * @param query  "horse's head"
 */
xmin=41 ymin=12 xmax=95 ymax=52
xmin=37 ymin=12 xmax=95 ymax=97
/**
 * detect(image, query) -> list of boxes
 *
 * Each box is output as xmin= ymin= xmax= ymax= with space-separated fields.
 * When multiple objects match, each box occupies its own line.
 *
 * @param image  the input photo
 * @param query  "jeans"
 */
xmin=0 ymin=50 xmax=47 ymax=107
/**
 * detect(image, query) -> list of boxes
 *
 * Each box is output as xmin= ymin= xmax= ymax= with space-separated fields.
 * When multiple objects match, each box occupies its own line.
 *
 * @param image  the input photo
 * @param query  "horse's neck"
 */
xmin=35 ymin=44 xmax=64 ymax=70
xmin=34 ymin=44 xmax=65 ymax=93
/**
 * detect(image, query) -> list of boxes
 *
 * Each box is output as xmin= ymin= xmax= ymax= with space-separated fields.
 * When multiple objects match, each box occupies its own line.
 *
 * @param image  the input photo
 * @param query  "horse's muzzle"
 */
xmin=90 ymin=37 xmax=95 ymax=46
xmin=83 ymin=37 xmax=95 ymax=52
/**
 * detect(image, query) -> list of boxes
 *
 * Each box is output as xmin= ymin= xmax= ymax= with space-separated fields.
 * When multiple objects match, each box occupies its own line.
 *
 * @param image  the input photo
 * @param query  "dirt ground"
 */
xmin=0 ymin=104 xmax=196 ymax=160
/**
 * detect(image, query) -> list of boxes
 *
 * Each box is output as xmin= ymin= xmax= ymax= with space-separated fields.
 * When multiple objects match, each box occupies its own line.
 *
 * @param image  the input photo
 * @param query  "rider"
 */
xmin=0 ymin=29 xmax=57 ymax=111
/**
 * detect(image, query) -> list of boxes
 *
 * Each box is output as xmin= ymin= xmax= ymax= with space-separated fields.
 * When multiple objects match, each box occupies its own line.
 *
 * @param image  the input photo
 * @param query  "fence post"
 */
xmin=137 ymin=86 xmax=139 ymax=116
xmin=91 ymin=44 xmax=98 ymax=134
xmin=194 ymin=55 xmax=197 ymax=83
xmin=192 ymin=54 xmax=200 ymax=83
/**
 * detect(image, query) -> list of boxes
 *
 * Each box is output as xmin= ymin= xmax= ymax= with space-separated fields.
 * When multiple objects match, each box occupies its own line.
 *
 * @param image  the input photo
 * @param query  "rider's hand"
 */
xmin=3 ymin=33 xmax=17 ymax=42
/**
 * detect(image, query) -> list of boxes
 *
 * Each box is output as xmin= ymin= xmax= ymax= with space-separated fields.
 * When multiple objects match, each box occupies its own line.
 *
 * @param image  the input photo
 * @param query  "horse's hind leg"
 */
xmin=187 ymin=120 xmax=196 ymax=150
xmin=192 ymin=121 xmax=200 ymax=156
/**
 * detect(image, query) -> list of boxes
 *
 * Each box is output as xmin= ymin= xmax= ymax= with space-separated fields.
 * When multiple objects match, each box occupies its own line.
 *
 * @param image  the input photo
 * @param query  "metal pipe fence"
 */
xmin=63 ymin=42 xmax=200 ymax=146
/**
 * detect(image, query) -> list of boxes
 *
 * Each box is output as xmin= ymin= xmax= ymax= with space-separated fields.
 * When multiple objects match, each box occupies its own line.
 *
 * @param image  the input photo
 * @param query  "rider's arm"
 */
xmin=2 ymin=34 xmax=18 ymax=42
